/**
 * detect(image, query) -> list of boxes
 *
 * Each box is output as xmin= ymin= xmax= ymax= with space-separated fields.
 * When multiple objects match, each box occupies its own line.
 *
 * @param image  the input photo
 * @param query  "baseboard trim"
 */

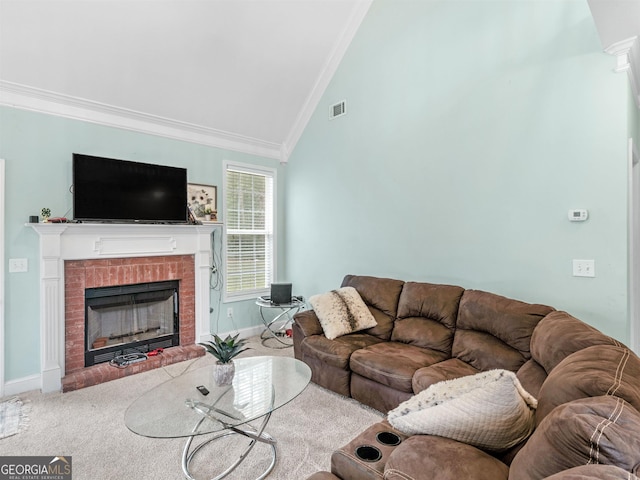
xmin=205 ymin=325 xmax=264 ymax=342
xmin=3 ymin=374 xmax=41 ymax=397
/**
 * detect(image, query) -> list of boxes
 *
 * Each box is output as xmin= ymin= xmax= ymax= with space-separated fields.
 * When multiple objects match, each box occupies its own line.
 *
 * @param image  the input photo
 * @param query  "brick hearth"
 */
xmin=62 ymin=255 xmax=204 ymax=392
xmin=61 ymin=345 xmax=204 ymax=392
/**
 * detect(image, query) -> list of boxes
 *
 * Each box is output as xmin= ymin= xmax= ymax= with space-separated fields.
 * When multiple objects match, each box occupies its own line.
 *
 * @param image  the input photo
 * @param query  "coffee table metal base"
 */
xmin=181 ymin=411 xmax=276 ymax=480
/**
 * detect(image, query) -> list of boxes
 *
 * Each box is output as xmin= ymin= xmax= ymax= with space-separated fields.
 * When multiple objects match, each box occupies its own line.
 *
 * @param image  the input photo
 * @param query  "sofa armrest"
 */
xmin=385 ymin=436 xmax=509 ymax=480
xmin=294 ymin=310 xmax=324 ymax=337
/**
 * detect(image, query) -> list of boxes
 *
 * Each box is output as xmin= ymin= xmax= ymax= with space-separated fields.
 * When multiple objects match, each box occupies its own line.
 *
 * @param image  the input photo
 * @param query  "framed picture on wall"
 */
xmin=187 ymin=183 xmax=217 ymax=221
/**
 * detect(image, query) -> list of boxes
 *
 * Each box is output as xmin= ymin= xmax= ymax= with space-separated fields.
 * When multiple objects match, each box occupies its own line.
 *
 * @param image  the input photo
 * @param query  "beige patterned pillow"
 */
xmin=309 ymin=286 xmax=377 ymax=340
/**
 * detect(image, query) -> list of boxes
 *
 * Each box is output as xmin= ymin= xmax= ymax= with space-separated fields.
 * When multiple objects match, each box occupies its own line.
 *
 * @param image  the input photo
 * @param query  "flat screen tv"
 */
xmin=73 ymin=154 xmax=188 ymax=224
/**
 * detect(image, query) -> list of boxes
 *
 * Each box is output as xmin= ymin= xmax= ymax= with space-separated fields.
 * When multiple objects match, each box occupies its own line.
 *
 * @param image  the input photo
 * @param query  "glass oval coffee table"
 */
xmin=125 ymin=356 xmax=311 ymax=480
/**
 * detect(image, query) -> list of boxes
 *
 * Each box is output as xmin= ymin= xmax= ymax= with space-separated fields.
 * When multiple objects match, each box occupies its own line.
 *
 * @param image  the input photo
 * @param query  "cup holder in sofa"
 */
xmin=375 ymin=431 xmax=402 ymax=446
xmin=354 ymin=445 xmax=383 ymax=462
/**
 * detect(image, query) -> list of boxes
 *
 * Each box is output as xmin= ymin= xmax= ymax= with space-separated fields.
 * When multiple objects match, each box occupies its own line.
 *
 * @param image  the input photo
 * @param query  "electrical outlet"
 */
xmin=573 ymin=259 xmax=595 ymax=277
xmin=8 ymin=258 xmax=28 ymax=273
xmin=227 ymin=307 xmax=233 ymax=318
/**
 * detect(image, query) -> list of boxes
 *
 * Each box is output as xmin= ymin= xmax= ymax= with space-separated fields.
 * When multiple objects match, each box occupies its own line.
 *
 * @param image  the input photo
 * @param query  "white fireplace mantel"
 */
xmin=29 ymin=222 xmax=221 ymax=392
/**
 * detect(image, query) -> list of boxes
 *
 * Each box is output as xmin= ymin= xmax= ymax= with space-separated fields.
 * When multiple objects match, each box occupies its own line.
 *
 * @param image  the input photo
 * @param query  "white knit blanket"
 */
xmin=387 ymin=369 xmax=537 ymax=451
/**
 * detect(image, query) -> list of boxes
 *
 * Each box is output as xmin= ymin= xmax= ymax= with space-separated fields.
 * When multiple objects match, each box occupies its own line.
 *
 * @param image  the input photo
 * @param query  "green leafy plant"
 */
xmin=199 ymin=334 xmax=249 ymax=364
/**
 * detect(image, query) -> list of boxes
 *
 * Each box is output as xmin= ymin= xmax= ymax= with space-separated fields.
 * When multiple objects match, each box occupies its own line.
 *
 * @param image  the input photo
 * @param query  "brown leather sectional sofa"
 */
xmin=293 ymin=275 xmax=640 ymax=480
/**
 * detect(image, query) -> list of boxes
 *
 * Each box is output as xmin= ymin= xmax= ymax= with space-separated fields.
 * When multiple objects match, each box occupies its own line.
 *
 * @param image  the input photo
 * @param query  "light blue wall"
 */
xmin=286 ymin=1 xmax=632 ymax=342
xmin=2 ymin=0 xmax=636 ymax=386
xmin=0 ymin=106 xmax=284 ymax=382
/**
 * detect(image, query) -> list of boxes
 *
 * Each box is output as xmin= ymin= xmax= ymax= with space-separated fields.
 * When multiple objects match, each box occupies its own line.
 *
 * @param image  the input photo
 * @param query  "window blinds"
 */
xmin=225 ymin=167 xmax=274 ymax=297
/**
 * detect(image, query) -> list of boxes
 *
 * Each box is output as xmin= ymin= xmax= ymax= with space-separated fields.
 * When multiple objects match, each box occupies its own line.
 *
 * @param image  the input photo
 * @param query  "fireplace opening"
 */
xmin=84 ymin=280 xmax=180 ymax=367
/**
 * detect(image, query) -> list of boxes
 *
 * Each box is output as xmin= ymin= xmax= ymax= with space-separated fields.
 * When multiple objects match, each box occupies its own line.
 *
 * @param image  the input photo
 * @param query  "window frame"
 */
xmin=222 ymin=160 xmax=277 ymax=303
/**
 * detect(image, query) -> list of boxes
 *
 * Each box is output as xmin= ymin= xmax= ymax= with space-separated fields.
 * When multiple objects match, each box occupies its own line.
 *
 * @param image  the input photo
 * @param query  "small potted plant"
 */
xmin=204 ymin=207 xmax=213 ymax=221
xmin=199 ymin=334 xmax=249 ymax=386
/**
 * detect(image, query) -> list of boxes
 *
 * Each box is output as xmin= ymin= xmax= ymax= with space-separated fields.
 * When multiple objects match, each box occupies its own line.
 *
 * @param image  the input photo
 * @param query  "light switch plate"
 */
xmin=9 ymin=258 xmax=28 ymax=273
xmin=573 ymin=259 xmax=595 ymax=277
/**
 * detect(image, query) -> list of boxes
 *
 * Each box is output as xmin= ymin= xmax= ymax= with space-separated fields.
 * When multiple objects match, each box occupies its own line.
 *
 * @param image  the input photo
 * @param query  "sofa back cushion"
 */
xmin=531 ymin=310 xmax=623 ymax=374
xmin=509 ymin=395 xmax=640 ymax=480
xmin=515 ymin=358 xmax=548 ymax=399
xmin=452 ymin=290 xmax=554 ymax=372
xmin=391 ymin=281 xmax=465 ymax=354
xmin=535 ymin=345 xmax=640 ymax=425
xmin=341 ymin=274 xmax=405 ymax=340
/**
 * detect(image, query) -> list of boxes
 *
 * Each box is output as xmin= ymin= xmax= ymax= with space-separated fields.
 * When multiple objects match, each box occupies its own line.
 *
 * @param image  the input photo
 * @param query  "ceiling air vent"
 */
xmin=329 ymin=100 xmax=346 ymax=120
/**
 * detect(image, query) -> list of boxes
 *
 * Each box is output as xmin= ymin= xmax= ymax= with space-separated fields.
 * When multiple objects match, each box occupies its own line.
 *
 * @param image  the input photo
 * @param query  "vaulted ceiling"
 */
xmin=0 ymin=0 xmax=371 ymax=161
xmin=2 ymin=1 xmax=639 ymax=163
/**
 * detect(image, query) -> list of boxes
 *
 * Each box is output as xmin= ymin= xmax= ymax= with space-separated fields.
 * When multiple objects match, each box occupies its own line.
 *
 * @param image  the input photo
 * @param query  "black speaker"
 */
xmin=270 ymin=283 xmax=292 ymax=305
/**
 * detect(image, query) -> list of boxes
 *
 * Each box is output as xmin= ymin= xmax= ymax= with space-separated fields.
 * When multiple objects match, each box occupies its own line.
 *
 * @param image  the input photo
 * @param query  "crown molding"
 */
xmin=0 ymin=80 xmax=282 ymax=160
xmin=280 ymin=0 xmax=372 ymax=163
xmin=0 ymin=1 xmax=372 ymax=164
xmin=604 ymin=36 xmax=640 ymax=109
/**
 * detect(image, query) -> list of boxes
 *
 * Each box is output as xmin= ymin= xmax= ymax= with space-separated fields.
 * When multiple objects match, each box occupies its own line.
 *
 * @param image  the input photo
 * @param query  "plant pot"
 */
xmin=213 ymin=361 xmax=235 ymax=386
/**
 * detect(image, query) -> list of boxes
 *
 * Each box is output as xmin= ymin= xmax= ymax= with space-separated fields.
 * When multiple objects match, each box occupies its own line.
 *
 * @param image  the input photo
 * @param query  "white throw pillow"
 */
xmin=309 ymin=286 xmax=377 ymax=340
xmin=387 ymin=369 xmax=537 ymax=451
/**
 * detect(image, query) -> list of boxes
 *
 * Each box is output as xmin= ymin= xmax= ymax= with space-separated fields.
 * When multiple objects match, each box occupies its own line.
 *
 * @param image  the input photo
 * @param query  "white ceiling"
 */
xmin=0 ymin=0 xmax=371 ymax=161
xmin=587 ymin=0 xmax=640 ymax=49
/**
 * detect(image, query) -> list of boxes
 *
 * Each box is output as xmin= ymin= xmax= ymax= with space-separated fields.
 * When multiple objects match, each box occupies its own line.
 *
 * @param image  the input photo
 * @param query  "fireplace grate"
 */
xmin=91 ymin=338 xmax=175 ymax=365
xmin=84 ymin=281 xmax=180 ymax=367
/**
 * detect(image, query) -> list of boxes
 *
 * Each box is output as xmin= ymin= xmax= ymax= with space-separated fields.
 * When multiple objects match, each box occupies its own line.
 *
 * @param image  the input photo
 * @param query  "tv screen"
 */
xmin=73 ymin=154 xmax=188 ymax=224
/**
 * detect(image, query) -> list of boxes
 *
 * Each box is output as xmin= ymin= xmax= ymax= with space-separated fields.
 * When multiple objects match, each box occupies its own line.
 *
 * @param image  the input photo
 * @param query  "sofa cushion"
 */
xmin=515 ymin=358 xmax=548 ymax=399
xmin=310 ymin=286 xmax=378 ymax=340
xmin=536 ymin=345 xmax=640 ymax=425
xmin=384 ymin=434 xmax=509 ymax=480
xmin=297 ymin=332 xmax=385 ymax=397
xmin=387 ymin=370 xmax=537 ymax=451
xmin=452 ymin=290 xmax=554 ymax=372
xmin=341 ymin=275 xmax=405 ymax=340
xmin=293 ymin=309 xmax=325 ymax=337
xmin=542 ymin=465 xmax=640 ymax=480
xmin=509 ymin=396 xmax=640 ymax=480
xmin=351 ymin=374 xmax=414 ymax=413
xmin=391 ymin=281 xmax=464 ymax=354
xmin=350 ymin=342 xmax=449 ymax=393
xmin=531 ymin=310 xmax=622 ymax=374
xmin=299 ymin=332 xmax=385 ymax=370
xmin=412 ymin=358 xmax=479 ymax=394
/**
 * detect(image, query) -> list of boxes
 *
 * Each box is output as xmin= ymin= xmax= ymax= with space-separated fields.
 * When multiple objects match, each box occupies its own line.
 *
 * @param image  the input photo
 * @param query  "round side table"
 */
xmin=255 ymin=296 xmax=305 ymax=348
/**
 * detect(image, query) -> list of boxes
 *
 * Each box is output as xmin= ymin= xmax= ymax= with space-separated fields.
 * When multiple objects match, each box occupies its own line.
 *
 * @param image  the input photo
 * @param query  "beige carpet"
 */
xmin=0 ymin=337 xmax=383 ymax=479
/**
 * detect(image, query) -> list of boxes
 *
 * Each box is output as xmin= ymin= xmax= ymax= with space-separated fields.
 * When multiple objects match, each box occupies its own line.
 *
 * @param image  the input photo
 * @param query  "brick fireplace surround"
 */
xmin=29 ymin=223 xmax=219 ymax=393
xmin=63 ymin=255 xmax=202 ymax=392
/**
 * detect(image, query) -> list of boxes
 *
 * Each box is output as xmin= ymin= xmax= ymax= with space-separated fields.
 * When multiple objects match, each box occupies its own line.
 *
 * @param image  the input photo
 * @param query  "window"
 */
xmin=223 ymin=162 xmax=275 ymax=301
